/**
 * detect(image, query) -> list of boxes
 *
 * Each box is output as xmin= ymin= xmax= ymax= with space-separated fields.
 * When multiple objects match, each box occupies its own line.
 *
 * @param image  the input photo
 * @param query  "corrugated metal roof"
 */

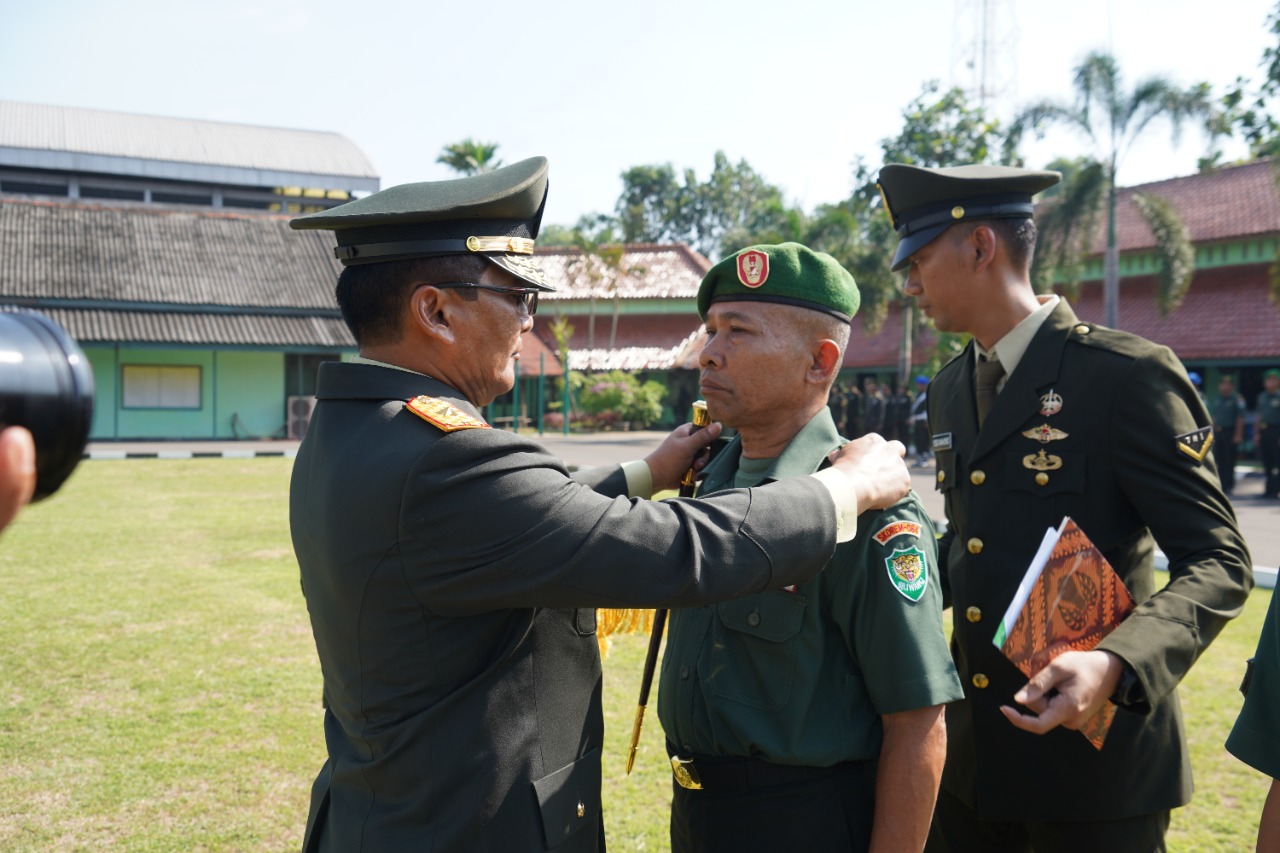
xmin=0 ymin=197 xmax=343 ymax=309
xmin=27 ymin=307 xmax=354 ymax=348
xmin=0 ymin=100 xmax=378 ymax=181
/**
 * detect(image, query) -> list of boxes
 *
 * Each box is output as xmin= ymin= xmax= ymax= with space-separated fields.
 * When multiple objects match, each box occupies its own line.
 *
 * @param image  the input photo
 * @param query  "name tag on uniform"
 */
xmin=932 ymin=432 xmax=953 ymax=451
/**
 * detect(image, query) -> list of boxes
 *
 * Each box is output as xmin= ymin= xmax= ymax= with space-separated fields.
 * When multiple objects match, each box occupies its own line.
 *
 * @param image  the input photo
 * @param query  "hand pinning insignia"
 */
xmin=1175 ymin=426 xmax=1214 ymax=463
xmin=405 ymin=396 xmax=491 ymax=432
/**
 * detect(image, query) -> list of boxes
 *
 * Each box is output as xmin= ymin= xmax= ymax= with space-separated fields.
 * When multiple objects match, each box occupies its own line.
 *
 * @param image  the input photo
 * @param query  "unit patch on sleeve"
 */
xmin=406 ymin=396 xmax=491 ymax=432
xmin=885 ymin=546 xmax=929 ymax=602
xmin=1175 ymin=426 xmax=1213 ymax=462
xmin=873 ymin=520 xmax=923 ymax=546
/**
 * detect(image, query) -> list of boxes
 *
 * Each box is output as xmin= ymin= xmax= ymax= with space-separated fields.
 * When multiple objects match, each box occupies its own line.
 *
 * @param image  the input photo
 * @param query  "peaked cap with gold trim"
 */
xmin=876 ymin=163 xmax=1060 ymax=272
xmin=290 ymin=156 xmax=553 ymax=290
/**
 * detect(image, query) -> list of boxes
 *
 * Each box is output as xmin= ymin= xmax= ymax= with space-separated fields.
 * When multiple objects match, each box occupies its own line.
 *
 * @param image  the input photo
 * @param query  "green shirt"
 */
xmin=1211 ymin=393 xmax=1244 ymax=430
xmin=657 ymin=409 xmax=963 ymax=766
xmin=1259 ymin=391 xmax=1280 ymax=426
xmin=1227 ymin=589 xmax=1280 ymax=778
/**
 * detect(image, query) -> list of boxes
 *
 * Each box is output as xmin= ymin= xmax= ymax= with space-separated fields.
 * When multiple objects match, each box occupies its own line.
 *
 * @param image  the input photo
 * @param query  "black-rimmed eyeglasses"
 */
xmin=431 ymin=282 xmax=539 ymax=316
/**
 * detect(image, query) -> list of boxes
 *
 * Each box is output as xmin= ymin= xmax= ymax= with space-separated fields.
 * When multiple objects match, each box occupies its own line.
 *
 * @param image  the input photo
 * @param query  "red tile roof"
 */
xmin=536 ymin=243 xmax=711 ymax=300
xmin=1068 ymin=264 xmax=1280 ymax=360
xmin=1061 ymin=159 xmax=1280 ymax=254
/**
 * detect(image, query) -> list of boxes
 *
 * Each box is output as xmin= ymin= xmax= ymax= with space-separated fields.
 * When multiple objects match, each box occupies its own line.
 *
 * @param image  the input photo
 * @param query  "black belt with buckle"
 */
xmin=668 ymin=751 xmax=871 ymax=792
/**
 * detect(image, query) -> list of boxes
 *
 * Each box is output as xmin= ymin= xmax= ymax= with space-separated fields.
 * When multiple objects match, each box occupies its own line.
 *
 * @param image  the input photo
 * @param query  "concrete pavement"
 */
xmin=85 ymin=429 xmax=1279 ymax=582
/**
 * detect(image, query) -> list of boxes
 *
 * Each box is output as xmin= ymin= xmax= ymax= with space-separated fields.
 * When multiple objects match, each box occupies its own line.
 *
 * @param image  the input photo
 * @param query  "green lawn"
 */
xmin=0 ymin=458 xmax=1269 ymax=850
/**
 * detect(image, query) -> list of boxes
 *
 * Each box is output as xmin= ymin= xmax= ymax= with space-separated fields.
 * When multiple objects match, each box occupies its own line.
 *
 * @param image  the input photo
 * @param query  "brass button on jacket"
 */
xmin=970 ymin=470 xmax=986 ymax=485
xmin=972 ymin=673 xmax=990 ymax=689
xmin=965 ymin=606 xmax=982 ymax=623
xmin=967 ymin=538 xmax=984 ymax=554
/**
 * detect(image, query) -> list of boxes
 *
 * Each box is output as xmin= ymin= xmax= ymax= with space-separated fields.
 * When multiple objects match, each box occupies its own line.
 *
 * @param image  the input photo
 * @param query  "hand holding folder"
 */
xmin=992 ymin=517 xmax=1136 ymax=749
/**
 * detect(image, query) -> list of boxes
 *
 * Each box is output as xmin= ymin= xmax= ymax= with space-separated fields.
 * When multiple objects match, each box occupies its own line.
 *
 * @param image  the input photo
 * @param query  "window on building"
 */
xmin=152 ymin=191 xmax=213 ymax=206
xmin=81 ymin=186 xmax=146 ymax=201
xmin=122 ymin=365 xmax=201 ymax=409
xmin=0 ymin=179 xmax=69 ymax=196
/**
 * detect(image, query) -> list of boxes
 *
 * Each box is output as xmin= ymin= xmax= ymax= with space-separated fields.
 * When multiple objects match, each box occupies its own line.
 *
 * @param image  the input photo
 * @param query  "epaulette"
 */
xmin=1067 ymin=322 xmax=1162 ymax=361
xmin=405 ymin=396 xmax=491 ymax=432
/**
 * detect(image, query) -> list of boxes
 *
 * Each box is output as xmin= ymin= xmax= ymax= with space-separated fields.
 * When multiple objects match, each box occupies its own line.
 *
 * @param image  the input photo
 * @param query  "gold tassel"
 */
xmin=596 ymin=608 xmax=656 ymax=656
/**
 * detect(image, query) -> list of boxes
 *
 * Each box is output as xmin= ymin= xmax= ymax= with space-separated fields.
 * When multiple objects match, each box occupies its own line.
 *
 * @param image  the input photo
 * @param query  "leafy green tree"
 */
xmin=1008 ymin=52 xmax=1214 ymax=323
xmin=614 ymin=152 xmax=798 ymax=260
xmin=1210 ymin=2 xmax=1280 ymax=162
xmin=436 ymin=139 xmax=503 ymax=175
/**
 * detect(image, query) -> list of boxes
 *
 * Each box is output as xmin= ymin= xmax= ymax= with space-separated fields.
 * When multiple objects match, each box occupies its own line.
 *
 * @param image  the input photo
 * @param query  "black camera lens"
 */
xmin=0 ymin=311 xmax=95 ymax=501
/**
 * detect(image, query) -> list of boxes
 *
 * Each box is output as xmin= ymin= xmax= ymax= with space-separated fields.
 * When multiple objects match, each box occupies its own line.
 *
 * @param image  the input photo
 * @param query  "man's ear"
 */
xmin=971 ymin=225 xmax=998 ymax=274
xmin=809 ymin=339 xmax=842 ymax=386
xmin=410 ymin=285 xmax=455 ymax=344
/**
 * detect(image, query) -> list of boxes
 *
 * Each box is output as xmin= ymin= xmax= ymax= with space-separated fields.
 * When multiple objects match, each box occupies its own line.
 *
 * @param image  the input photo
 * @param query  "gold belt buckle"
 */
xmin=671 ymin=756 xmax=703 ymax=790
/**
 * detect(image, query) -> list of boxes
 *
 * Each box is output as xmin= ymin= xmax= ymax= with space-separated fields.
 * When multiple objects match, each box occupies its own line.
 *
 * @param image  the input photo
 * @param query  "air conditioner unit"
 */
xmin=287 ymin=395 xmax=318 ymax=439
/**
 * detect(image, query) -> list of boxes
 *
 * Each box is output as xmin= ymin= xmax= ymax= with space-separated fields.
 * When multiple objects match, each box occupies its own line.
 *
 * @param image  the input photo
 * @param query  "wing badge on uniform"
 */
xmin=1021 ymin=423 xmax=1069 ymax=444
xmin=405 ymin=396 xmax=491 ymax=432
xmin=885 ymin=546 xmax=928 ymax=603
xmin=1175 ymin=426 xmax=1213 ymax=462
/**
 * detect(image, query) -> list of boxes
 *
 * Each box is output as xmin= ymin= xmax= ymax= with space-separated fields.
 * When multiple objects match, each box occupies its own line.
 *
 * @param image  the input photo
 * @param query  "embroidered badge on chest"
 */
xmin=405 ymin=396 xmax=491 ymax=432
xmin=885 ymin=546 xmax=928 ymax=602
xmin=1175 ymin=426 xmax=1213 ymax=463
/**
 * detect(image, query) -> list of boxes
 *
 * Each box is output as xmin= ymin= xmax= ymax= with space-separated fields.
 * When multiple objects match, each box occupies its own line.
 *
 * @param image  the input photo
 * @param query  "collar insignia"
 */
xmin=406 ymin=396 xmax=490 ymax=432
xmin=1175 ymin=426 xmax=1213 ymax=463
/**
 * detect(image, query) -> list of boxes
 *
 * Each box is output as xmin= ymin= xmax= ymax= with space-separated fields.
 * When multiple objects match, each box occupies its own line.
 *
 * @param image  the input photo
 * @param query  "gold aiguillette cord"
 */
xmin=625 ymin=401 xmax=710 ymax=775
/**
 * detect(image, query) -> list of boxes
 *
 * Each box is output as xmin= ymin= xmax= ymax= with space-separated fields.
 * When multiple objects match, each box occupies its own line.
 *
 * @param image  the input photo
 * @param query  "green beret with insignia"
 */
xmin=290 ymin=156 xmax=553 ymax=290
xmin=876 ymin=163 xmax=1061 ymax=272
xmin=696 ymin=242 xmax=860 ymax=323
xmin=1266 ymin=368 xmax=1280 ymax=380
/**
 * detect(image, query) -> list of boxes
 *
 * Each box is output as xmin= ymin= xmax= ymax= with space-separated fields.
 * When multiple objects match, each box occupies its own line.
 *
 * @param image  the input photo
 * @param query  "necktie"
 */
xmin=975 ymin=355 xmax=1005 ymax=427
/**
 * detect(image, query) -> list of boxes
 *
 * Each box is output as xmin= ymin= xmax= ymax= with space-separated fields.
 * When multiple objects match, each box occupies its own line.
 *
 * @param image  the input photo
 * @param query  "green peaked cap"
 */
xmin=697 ymin=243 xmax=860 ymax=322
xmin=876 ymin=163 xmax=1060 ymax=272
xmin=289 ymin=156 xmax=553 ymax=289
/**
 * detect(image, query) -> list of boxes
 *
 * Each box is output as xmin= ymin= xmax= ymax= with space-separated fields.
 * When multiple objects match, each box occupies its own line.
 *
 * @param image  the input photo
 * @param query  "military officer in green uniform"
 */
xmin=877 ymin=162 xmax=1253 ymax=852
xmin=1226 ymin=580 xmax=1280 ymax=850
xmin=657 ymin=244 xmax=964 ymax=853
xmin=286 ymin=158 xmax=912 ymax=852
xmin=1258 ymin=368 xmax=1280 ymax=498
xmin=1210 ymin=374 xmax=1246 ymax=494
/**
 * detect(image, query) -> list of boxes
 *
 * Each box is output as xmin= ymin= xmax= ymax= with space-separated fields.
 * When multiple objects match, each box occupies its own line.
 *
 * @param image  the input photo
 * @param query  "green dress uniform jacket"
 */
xmin=1226 ymin=584 xmax=1280 ymax=778
xmin=658 ymin=409 xmax=962 ymax=766
xmin=291 ymin=362 xmax=843 ymax=853
xmin=928 ymin=299 xmax=1253 ymax=822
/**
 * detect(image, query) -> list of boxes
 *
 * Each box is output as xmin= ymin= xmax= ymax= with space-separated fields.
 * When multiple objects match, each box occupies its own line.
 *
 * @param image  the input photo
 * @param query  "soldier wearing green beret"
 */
xmin=656 ymin=243 xmax=963 ymax=853
xmin=877 ymin=162 xmax=1253 ymax=852
xmin=286 ymin=160 xmax=913 ymax=852
xmin=1258 ymin=368 xmax=1280 ymax=498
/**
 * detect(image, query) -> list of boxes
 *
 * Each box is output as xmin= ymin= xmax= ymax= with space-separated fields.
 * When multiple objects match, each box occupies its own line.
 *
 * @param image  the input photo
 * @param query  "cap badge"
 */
xmin=406 ymin=396 xmax=491 ymax=432
xmin=736 ymin=250 xmax=769 ymax=288
xmin=1175 ymin=426 xmax=1214 ymax=463
xmin=951 ymin=206 xmax=965 ymax=219
xmin=1022 ymin=449 xmax=1063 ymax=471
xmin=1022 ymin=423 xmax=1069 ymax=444
xmin=1039 ymin=389 xmax=1063 ymax=417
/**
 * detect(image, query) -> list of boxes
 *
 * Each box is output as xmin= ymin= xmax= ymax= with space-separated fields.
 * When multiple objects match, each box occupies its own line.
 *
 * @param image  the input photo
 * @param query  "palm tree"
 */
xmin=1009 ymin=52 xmax=1213 ymax=326
xmin=436 ymin=139 xmax=503 ymax=176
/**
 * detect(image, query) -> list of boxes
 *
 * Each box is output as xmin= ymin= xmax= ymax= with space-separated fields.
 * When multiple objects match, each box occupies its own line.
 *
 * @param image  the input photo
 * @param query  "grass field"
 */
xmin=0 ymin=457 xmax=1270 ymax=851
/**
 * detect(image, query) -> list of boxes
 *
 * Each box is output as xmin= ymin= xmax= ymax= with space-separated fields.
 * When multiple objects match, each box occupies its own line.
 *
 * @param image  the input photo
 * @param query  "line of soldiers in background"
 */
xmin=1204 ymin=367 xmax=1280 ymax=498
xmin=828 ymin=375 xmax=933 ymax=464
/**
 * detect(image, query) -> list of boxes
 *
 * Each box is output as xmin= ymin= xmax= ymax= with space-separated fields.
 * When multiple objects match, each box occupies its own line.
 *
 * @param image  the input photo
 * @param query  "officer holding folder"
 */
xmin=878 ymin=162 xmax=1253 ymax=852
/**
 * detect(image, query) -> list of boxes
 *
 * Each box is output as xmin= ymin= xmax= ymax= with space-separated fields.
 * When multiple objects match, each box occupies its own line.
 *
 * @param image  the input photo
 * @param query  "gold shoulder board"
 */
xmin=405 ymin=396 xmax=491 ymax=432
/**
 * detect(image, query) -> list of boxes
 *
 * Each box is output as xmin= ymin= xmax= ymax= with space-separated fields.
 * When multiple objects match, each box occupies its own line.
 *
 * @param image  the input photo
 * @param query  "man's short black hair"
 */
xmin=953 ymin=218 xmax=1038 ymax=274
xmin=335 ymin=254 xmax=489 ymax=346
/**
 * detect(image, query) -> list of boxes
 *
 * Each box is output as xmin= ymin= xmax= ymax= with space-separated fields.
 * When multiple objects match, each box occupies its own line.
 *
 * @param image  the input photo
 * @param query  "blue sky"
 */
xmin=0 ymin=0 xmax=1272 ymax=227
